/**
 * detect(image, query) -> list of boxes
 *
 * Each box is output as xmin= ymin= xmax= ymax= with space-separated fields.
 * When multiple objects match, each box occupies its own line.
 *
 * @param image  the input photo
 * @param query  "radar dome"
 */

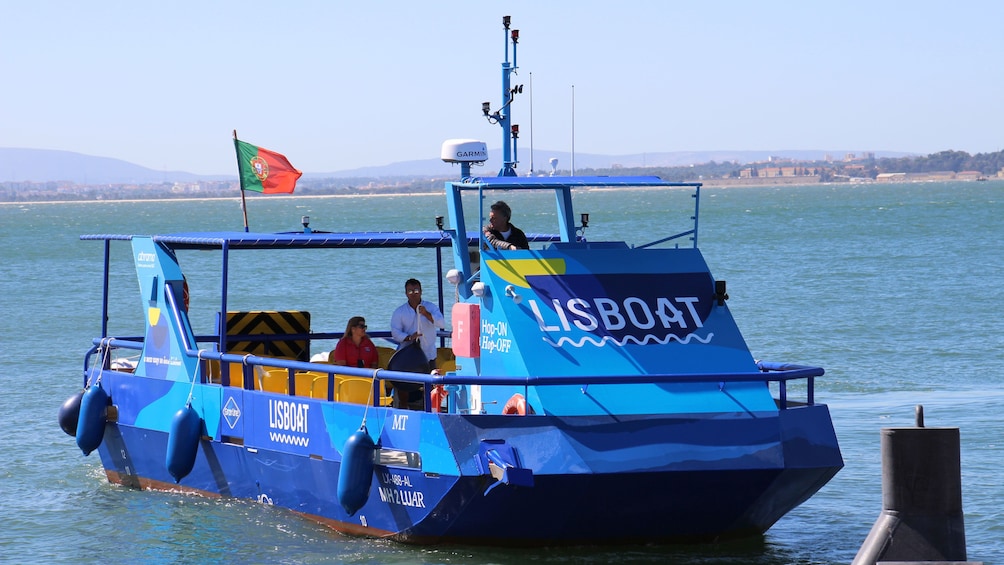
xmin=441 ymin=139 xmax=488 ymax=163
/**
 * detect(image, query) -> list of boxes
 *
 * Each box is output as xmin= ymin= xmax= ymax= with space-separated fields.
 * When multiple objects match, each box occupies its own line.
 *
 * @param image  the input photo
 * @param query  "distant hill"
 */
xmin=1 ymin=147 xmax=914 ymax=184
xmin=0 ymin=148 xmax=229 ymax=184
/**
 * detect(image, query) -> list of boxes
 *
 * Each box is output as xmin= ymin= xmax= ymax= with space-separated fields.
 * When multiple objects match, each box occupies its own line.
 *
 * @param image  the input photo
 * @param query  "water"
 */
xmin=2 ymin=181 xmax=1001 ymax=564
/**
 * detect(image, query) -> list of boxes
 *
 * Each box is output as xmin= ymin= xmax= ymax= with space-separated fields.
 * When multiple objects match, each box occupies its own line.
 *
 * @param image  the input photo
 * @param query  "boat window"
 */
xmin=376 ymin=448 xmax=422 ymax=469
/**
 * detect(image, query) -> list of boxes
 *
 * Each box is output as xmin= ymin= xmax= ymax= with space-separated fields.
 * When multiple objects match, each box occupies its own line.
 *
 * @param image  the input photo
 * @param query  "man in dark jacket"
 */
xmin=483 ymin=200 xmax=529 ymax=250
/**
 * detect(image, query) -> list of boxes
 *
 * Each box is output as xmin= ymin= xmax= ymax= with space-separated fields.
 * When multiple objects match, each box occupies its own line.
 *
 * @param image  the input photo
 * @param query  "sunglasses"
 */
xmin=355 ymin=323 xmax=367 ymax=329
xmin=406 ymin=289 xmax=422 ymax=294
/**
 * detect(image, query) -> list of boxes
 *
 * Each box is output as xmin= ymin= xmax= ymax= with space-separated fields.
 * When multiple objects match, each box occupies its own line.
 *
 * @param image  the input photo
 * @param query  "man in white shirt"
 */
xmin=390 ymin=278 xmax=446 ymax=368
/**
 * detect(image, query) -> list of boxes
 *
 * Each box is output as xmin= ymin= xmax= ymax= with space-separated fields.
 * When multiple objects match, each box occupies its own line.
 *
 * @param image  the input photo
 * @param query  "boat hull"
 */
xmin=91 ymin=371 xmax=841 ymax=545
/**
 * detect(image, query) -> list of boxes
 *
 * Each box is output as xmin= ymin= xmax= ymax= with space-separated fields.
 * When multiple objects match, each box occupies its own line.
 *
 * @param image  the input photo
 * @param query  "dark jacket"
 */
xmin=484 ymin=223 xmax=529 ymax=250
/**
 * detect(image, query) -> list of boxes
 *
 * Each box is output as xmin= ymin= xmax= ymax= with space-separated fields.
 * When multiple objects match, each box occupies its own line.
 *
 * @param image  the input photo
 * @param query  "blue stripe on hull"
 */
xmin=94 ymin=401 xmax=840 ymax=545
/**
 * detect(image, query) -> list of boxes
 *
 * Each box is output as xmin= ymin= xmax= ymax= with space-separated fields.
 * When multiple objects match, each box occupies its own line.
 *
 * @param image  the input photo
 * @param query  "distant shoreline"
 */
xmin=0 ymin=183 xmax=809 ymax=206
xmin=0 ymin=192 xmax=445 ymax=206
xmin=3 ymin=176 xmax=999 ymax=206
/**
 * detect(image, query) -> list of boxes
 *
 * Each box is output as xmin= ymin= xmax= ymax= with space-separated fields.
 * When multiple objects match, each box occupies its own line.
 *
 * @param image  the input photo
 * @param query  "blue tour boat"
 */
xmin=60 ymin=16 xmax=842 ymax=545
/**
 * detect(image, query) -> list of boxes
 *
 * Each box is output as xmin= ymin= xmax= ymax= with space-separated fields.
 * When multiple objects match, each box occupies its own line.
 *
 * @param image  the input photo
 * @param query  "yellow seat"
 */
xmin=228 ymin=363 xmax=249 ymax=388
xmin=205 ymin=359 xmax=222 ymax=384
xmin=208 ymin=361 xmax=247 ymax=388
xmin=375 ymin=379 xmax=394 ymax=406
xmin=376 ymin=346 xmax=396 ymax=369
xmin=436 ymin=347 xmax=455 ymax=369
xmin=262 ymin=369 xmax=290 ymax=394
xmin=295 ymin=370 xmax=332 ymax=399
xmin=311 ymin=374 xmax=335 ymax=400
xmin=293 ymin=372 xmax=320 ymax=398
xmin=338 ymin=377 xmax=376 ymax=405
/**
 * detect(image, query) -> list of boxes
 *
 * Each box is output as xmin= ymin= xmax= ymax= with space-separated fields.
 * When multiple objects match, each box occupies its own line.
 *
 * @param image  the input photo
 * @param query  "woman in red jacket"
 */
xmin=329 ymin=316 xmax=379 ymax=368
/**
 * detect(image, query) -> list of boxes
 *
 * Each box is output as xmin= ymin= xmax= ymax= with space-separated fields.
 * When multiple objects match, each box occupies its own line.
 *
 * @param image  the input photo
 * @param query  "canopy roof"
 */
xmin=81 ymin=230 xmax=559 ymax=250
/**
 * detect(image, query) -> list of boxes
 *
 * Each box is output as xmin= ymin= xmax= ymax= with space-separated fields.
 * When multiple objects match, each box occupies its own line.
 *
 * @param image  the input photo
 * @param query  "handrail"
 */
xmin=187 ymin=329 xmax=453 ymax=346
xmin=635 ymin=184 xmax=700 ymax=249
xmin=634 ymin=228 xmax=696 ymax=250
xmin=86 ymin=335 xmax=822 ymax=409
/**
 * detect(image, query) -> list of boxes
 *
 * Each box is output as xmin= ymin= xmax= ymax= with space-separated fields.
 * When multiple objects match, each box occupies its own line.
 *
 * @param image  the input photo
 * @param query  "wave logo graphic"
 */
xmin=268 ymin=431 xmax=310 ymax=448
xmin=544 ymin=331 xmax=714 ymax=348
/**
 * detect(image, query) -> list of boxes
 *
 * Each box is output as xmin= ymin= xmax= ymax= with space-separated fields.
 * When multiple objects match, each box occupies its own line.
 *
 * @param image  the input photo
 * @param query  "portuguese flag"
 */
xmin=234 ymin=138 xmax=302 ymax=194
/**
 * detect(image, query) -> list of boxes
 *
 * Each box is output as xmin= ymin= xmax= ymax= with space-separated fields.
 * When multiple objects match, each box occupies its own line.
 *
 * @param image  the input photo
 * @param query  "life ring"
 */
xmin=430 ymin=385 xmax=447 ymax=413
xmin=502 ymin=393 xmax=535 ymax=415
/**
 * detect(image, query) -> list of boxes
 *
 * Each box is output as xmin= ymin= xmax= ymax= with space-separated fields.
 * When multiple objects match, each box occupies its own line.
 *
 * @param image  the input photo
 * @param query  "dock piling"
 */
xmin=852 ymin=405 xmax=971 ymax=564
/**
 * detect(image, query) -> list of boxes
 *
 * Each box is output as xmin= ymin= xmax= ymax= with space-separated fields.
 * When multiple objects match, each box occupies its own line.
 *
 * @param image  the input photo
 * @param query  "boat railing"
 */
xmin=189 ymin=329 xmax=418 ymax=349
xmin=447 ymin=177 xmax=702 ymax=252
xmin=636 ymin=184 xmax=700 ymax=249
xmin=85 ymin=336 xmax=822 ymax=412
xmin=633 ymin=227 xmax=697 ymax=249
xmin=84 ymin=338 xmax=144 ymax=371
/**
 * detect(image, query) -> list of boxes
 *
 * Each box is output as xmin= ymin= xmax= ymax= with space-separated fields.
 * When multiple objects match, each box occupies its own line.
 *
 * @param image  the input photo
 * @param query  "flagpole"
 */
xmin=233 ymin=130 xmax=250 ymax=232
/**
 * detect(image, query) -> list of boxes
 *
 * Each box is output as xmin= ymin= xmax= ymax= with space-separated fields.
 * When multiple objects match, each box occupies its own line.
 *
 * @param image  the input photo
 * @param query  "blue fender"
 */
xmin=76 ymin=384 xmax=108 ymax=455
xmin=337 ymin=425 xmax=376 ymax=515
xmin=58 ymin=389 xmax=84 ymax=437
xmin=166 ymin=405 xmax=203 ymax=483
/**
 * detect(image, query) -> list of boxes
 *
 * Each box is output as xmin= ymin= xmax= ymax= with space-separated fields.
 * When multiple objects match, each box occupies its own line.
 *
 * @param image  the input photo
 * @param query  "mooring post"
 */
xmin=852 ymin=405 xmax=971 ymax=564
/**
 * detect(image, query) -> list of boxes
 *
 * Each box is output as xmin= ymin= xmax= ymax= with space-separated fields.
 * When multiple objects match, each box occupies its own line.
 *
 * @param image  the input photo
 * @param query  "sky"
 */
xmin=3 ymin=1 xmax=1002 ymax=175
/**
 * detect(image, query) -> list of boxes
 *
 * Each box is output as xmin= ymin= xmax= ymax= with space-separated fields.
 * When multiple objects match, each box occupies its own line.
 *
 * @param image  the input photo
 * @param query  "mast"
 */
xmin=482 ymin=15 xmax=523 ymax=177
xmin=528 ymin=72 xmax=534 ymax=176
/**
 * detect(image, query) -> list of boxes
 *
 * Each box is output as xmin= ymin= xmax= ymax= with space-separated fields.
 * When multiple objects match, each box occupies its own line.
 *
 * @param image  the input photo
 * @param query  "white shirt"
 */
xmin=390 ymin=300 xmax=446 ymax=362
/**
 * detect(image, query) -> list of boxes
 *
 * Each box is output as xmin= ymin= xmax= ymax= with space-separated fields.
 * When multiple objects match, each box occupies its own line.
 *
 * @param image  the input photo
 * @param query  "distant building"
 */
xmin=740 ymin=166 xmax=816 ymax=178
xmin=876 ymin=173 xmax=907 ymax=182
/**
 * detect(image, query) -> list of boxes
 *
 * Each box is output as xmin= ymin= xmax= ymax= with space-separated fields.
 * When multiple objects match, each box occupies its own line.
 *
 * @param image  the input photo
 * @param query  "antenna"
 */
xmin=528 ymin=72 xmax=534 ymax=177
xmin=571 ymin=84 xmax=575 ymax=176
xmin=481 ymin=15 xmax=522 ymax=176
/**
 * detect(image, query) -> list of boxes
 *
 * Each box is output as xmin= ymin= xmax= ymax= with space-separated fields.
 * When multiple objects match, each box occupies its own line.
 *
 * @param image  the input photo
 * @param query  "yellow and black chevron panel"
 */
xmin=225 ymin=311 xmax=311 ymax=361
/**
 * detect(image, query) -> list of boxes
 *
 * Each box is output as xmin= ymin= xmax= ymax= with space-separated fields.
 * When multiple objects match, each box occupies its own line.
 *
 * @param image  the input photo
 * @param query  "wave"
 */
xmin=543 ymin=332 xmax=714 ymax=348
xmin=268 ymin=432 xmax=310 ymax=448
